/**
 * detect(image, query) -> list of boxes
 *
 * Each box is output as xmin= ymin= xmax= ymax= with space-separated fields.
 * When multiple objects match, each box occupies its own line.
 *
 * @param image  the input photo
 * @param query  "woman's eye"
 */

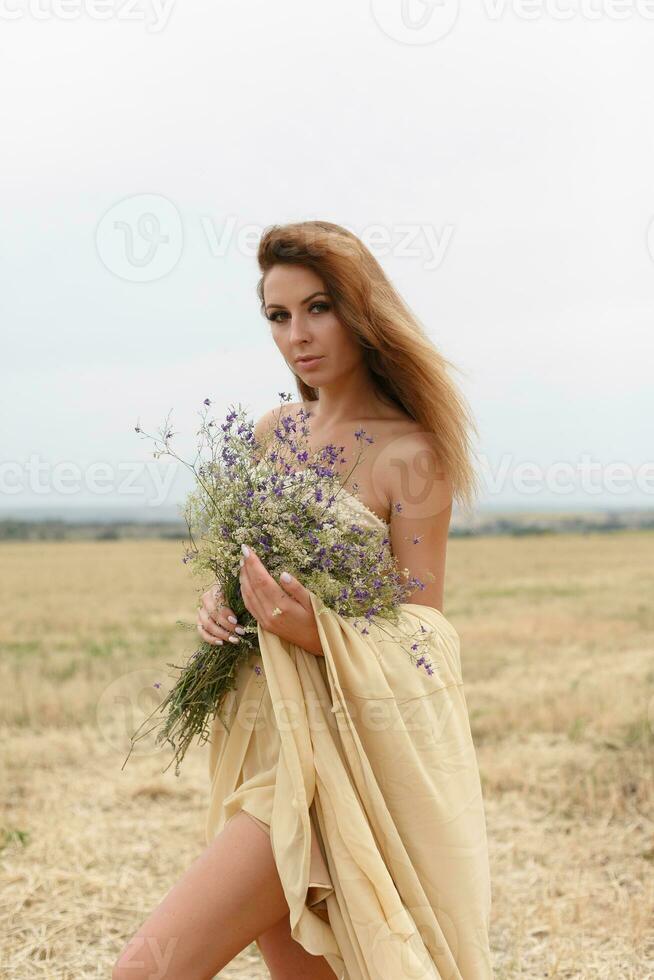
xmin=268 ymin=302 xmax=329 ymax=324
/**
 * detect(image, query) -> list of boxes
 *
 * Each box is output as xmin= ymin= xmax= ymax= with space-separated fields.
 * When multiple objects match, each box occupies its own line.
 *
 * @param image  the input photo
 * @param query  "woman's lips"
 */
xmin=297 ymin=357 xmax=323 ymax=369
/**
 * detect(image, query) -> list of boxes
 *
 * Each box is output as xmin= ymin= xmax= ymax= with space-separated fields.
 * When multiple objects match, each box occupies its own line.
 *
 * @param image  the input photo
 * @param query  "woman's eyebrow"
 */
xmin=265 ymin=291 xmax=328 ymax=312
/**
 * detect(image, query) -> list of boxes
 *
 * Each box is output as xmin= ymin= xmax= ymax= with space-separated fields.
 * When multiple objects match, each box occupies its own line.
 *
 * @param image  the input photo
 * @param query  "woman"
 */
xmin=113 ymin=221 xmax=493 ymax=979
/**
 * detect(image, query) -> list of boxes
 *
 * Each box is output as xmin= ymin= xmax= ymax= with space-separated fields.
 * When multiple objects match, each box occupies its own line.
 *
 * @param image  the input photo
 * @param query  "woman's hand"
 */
xmin=196 ymin=583 xmax=247 ymax=647
xmin=238 ymin=545 xmax=323 ymax=656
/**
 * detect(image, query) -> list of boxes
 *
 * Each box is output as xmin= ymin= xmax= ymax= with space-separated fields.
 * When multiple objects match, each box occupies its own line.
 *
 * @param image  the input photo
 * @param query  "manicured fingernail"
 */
xmin=241 ymin=544 xmax=250 ymax=557
xmin=228 ymin=616 xmax=237 ymax=624
xmin=239 ymin=558 xmax=244 ymax=567
xmin=280 ymin=571 xmax=292 ymax=582
xmin=228 ymin=634 xmax=239 ymax=644
xmin=235 ymin=626 xmax=245 ymax=635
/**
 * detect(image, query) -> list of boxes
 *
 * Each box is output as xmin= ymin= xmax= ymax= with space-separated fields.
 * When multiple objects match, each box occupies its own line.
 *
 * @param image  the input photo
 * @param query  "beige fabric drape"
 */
xmin=206 ymin=589 xmax=493 ymax=979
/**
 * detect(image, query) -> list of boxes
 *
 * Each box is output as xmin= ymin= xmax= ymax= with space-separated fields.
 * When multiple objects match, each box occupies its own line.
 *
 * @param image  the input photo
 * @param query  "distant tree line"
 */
xmin=0 ymin=512 xmax=652 ymax=543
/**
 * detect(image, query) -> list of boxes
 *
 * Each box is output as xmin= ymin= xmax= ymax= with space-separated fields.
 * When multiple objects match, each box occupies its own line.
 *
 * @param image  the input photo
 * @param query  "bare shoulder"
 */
xmin=253 ymin=402 xmax=294 ymax=440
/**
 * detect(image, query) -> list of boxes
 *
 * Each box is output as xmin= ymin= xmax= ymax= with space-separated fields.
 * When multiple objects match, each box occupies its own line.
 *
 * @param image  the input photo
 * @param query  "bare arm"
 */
xmin=385 ymin=434 xmax=453 ymax=613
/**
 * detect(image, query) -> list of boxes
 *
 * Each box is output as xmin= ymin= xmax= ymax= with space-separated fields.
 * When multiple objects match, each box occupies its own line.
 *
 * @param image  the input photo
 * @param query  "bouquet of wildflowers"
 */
xmin=123 ymin=392 xmax=437 ymax=775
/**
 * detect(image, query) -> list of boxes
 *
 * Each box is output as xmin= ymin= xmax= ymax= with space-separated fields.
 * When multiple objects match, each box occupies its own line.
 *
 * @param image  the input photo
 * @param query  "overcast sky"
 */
xmin=2 ymin=0 xmax=653 ymax=519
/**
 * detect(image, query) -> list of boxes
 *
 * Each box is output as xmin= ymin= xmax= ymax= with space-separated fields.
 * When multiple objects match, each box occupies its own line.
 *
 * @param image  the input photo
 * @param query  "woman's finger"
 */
xmin=197 ymin=621 xmax=223 ymax=646
xmin=206 ymin=600 xmax=235 ymax=627
xmin=239 ymin=557 xmax=290 ymax=633
xmin=202 ymin=586 xmax=243 ymax=631
xmin=276 ymin=570 xmax=312 ymax=611
xmin=240 ymin=549 xmax=287 ymax=607
xmin=197 ymin=605 xmax=241 ymax=645
xmin=238 ymin=562 xmax=261 ymax=624
xmin=203 ymin=586 xmax=228 ymax=618
xmin=197 ymin=606 xmax=226 ymax=643
xmin=239 ymin=562 xmax=280 ymax=629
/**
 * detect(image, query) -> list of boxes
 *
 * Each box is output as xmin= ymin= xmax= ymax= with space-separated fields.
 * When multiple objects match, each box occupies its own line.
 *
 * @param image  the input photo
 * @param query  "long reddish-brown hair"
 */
xmin=256 ymin=220 xmax=481 ymax=515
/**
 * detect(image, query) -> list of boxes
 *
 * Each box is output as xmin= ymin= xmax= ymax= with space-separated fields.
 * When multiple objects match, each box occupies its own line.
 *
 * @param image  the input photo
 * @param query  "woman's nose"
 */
xmin=288 ymin=315 xmax=312 ymax=341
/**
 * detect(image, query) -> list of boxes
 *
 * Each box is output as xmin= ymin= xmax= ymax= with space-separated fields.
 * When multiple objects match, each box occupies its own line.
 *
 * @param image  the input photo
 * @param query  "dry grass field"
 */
xmin=1 ymin=531 xmax=653 ymax=978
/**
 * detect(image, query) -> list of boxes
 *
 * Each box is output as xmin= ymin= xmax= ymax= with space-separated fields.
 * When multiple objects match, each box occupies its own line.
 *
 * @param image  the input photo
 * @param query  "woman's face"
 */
xmin=262 ymin=264 xmax=362 ymax=385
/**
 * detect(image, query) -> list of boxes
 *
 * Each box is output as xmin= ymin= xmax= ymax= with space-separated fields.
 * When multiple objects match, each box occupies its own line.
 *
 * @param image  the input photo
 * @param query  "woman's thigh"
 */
xmin=256 ymin=912 xmax=337 ymax=980
xmin=112 ymin=810 xmax=291 ymax=980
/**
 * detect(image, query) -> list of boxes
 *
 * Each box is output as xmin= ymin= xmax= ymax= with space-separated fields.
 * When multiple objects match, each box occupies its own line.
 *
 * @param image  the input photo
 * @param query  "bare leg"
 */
xmin=113 ymin=810 xmax=305 ymax=980
xmin=257 ymin=911 xmax=337 ymax=979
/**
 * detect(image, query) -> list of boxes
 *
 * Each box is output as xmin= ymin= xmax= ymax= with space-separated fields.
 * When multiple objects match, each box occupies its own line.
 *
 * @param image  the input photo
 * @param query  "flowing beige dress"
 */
xmin=205 ymin=490 xmax=493 ymax=979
